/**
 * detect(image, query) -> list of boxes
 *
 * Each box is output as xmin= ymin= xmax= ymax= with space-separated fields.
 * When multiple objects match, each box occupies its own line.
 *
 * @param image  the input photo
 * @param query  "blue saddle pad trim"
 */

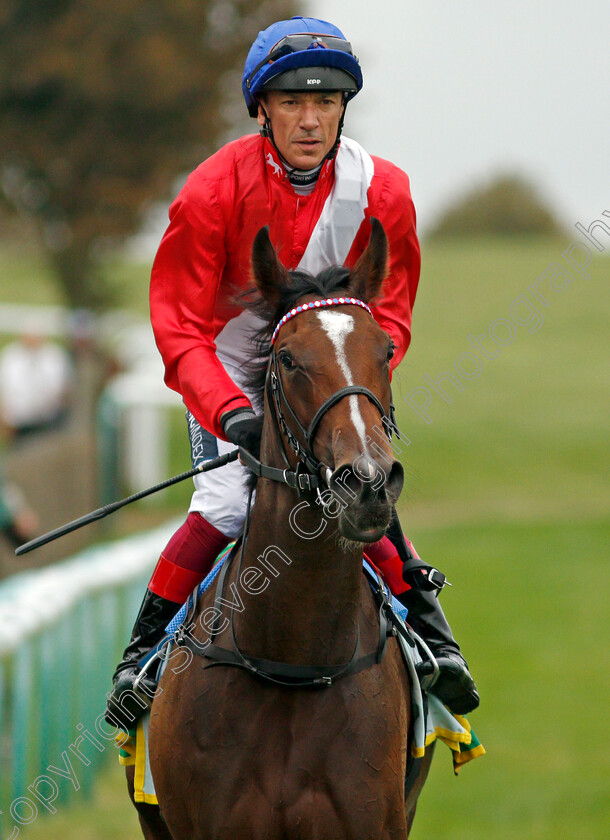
xmin=165 ymin=556 xmax=225 ymax=636
xmin=165 ymin=552 xmax=408 ymax=636
xmin=362 ymin=558 xmax=408 ymax=623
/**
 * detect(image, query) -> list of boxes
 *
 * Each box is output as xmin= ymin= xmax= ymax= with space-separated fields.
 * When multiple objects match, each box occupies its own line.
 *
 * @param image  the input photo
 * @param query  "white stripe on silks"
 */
xmin=215 ymin=137 xmax=373 ymax=377
xmin=298 ymin=136 xmax=375 ymax=276
xmin=214 ymin=308 xmax=268 ymax=386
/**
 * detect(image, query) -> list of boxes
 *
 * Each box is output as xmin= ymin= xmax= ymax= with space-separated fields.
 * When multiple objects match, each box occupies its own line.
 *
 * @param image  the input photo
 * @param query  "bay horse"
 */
xmin=133 ymin=219 xmax=433 ymax=839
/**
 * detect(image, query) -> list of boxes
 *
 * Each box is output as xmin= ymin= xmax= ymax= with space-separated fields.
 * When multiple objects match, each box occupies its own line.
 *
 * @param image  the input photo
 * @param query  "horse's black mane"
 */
xmin=242 ymin=265 xmax=353 ymax=394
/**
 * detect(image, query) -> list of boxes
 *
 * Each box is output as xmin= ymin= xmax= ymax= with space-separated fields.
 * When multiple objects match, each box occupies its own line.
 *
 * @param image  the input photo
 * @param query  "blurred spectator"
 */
xmin=0 ymin=321 xmax=73 ymax=441
xmin=0 ymin=473 xmax=38 ymax=548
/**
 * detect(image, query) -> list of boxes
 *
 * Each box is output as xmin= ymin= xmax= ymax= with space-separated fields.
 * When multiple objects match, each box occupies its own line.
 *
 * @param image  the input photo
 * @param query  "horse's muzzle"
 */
xmin=328 ymin=457 xmax=404 ymax=542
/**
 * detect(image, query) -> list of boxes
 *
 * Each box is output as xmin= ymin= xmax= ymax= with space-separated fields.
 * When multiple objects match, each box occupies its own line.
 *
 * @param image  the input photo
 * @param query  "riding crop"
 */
xmin=14 ymin=449 xmax=240 ymax=556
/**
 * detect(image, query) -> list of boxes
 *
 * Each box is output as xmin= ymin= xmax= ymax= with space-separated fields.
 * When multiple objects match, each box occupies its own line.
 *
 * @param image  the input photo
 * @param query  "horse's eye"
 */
xmin=386 ymin=342 xmax=395 ymax=362
xmin=278 ymin=350 xmax=296 ymax=371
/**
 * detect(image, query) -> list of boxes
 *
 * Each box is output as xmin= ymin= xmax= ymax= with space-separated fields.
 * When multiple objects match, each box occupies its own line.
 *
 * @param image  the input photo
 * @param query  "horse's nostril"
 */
xmin=329 ymin=464 xmax=361 ymax=505
xmin=386 ymin=461 xmax=404 ymax=502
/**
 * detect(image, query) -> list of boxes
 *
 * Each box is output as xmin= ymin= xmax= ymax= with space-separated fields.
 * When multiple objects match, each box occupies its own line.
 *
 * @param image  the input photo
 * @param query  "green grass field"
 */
xmin=4 ymin=234 xmax=609 ymax=839
xmin=394 ymin=235 xmax=608 ymax=838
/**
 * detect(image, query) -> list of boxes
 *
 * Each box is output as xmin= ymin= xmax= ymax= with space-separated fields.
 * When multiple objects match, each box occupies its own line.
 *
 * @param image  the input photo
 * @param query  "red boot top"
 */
xmin=149 ymin=512 xmax=230 ymax=604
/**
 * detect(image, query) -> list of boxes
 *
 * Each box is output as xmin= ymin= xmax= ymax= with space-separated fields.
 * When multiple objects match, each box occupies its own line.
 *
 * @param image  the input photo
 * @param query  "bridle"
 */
xmin=172 ymin=296 xmax=416 ymax=689
xmin=239 ymin=296 xmax=400 ymax=499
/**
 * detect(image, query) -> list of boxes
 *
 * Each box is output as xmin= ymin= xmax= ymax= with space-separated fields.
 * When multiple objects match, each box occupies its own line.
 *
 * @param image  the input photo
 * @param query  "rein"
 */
xmin=174 ymin=295 xmax=404 ymax=688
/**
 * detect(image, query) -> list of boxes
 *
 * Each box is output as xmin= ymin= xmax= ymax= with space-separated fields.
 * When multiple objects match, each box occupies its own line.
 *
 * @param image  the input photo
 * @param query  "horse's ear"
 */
xmin=348 ymin=217 xmax=388 ymax=303
xmin=251 ymin=226 xmax=291 ymax=307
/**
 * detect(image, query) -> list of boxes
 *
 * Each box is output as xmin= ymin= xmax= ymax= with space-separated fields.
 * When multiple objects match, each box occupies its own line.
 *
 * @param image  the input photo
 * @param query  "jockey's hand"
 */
xmin=222 ymin=409 xmax=264 ymax=459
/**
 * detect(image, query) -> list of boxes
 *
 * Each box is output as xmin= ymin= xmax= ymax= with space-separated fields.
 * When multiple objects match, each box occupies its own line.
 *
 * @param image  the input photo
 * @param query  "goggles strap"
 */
xmin=324 ymin=93 xmax=349 ymax=162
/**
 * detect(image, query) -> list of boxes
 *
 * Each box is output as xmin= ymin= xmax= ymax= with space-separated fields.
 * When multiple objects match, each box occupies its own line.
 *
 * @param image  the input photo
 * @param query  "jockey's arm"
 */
xmin=149 ymin=181 xmax=252 ymax=440
xmin=367 ymin=164 xmax=421 ymax=371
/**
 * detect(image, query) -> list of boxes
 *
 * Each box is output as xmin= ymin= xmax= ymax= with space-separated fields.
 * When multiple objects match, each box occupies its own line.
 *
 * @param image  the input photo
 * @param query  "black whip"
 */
xmin=15 ymin=449 xmax=240 ymax=556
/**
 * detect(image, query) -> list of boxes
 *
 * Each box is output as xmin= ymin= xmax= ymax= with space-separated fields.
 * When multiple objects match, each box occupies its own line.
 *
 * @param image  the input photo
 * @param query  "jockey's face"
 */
xmin=257 ymin=91 xmax=344 ymax=170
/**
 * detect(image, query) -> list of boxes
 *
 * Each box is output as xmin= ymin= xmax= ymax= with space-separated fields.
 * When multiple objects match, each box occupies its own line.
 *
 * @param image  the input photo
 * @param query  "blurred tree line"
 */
xmin=429 ymin=173 xmax=565 ymax=239
xmin=0 ymin=0 xmax=295 ymax=309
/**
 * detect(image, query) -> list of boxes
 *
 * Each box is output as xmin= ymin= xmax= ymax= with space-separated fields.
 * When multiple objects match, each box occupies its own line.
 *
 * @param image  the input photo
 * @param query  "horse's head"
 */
xmin=251 ymin=218 xmax=404 ymax=543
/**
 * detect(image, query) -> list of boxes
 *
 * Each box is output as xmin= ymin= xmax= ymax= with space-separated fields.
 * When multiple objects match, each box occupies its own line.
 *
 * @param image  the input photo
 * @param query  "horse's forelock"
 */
xmin=240 ymin=265 xmax=353 ymax=395
xmin=271 ymin=266 xmax=352 ymax=326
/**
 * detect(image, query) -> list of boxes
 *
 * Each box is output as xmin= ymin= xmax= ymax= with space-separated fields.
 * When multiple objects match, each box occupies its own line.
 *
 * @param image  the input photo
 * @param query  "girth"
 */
xmin=173 ymin=543 xmax=405 ymax=689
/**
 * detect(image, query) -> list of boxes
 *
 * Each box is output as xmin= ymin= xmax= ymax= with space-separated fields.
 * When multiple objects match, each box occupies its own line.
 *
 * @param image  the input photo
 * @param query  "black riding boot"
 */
xmin=105 ymin=589 xmax=178 ymax=730
xmin=398 ymin=586 xmax=479 ymax=714
xmin=386 ymin=511 xmax=480 ymax=715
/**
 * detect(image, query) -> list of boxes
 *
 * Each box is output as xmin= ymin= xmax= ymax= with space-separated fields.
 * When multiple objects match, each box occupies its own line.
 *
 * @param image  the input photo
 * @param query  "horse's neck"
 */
xmin=235 ymin=479 xmax=364 ymax=667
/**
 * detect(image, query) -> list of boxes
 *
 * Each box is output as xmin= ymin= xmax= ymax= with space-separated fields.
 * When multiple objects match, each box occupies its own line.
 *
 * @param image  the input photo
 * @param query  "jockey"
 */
xmin=106 ymin=17 xmax=479 ymax=729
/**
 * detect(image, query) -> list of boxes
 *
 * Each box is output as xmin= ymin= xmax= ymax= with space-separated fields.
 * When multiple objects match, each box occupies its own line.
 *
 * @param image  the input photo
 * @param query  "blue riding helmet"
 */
xmin=243 ymin=17 xmax=363 ymax=117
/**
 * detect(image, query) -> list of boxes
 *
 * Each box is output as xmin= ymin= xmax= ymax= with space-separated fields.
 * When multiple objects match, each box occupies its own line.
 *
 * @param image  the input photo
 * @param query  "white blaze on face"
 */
xmin=317 ymin=310 xmax=367 ymax=447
